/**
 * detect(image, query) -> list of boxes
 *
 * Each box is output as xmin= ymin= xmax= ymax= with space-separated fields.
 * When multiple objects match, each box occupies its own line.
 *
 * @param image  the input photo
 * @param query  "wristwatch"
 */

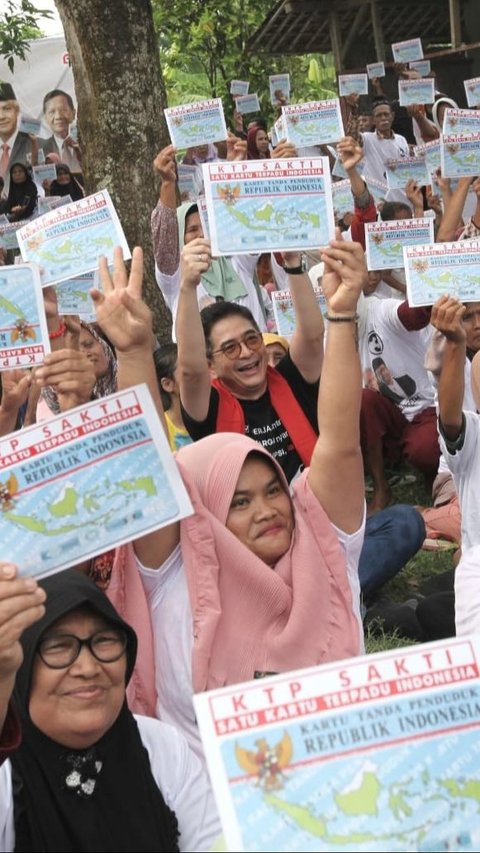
xmin=283 ymin=252 xmax=307 ymax=275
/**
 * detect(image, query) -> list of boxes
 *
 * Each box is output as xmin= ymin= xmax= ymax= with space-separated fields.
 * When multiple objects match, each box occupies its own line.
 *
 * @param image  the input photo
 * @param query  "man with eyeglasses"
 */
xmin=175 ymin=235 xmax=325 ymax=485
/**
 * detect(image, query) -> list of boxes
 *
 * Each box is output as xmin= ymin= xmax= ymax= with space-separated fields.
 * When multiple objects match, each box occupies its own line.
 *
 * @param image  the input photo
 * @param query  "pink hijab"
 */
xmin=109 ymin=433 xmax=362 ymax=713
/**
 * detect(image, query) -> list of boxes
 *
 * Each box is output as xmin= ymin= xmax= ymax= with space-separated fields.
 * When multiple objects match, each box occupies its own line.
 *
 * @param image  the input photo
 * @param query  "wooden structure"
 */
xmin=248 ymin=0 xmax=478 ymax=72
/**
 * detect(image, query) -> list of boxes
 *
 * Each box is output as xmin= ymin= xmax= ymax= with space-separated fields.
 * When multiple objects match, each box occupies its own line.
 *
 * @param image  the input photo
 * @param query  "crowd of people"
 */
xmin=0 ymin=50 xmax=480 ymax=851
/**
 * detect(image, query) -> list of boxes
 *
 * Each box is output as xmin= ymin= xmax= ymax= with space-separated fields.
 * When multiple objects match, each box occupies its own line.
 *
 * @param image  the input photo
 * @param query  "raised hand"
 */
xmin=405 ymin=179 xmax=424 ymax=212
xmin=320 ymin=232 xmax=368 ymax=314
xmin=153 ymin=144 xmax=177 ymax=183
xmin=431 ymin=295 xmax=466 ymax=343
xmin=35 ymin=347 xmax=96 ymax=411
xmin=337 ymin=136 xmax=364 ymax=172
xmin=0 ymin=563 xmax=45 ymax=684
xmin=91 ymin=246 xmax=152 ymax=354
xmin=271 ymin=139 xmax=297 ymax=159
xmin=226 ymin=131 xmax=247 ymax=162
xmin=0 ymin=370 xmax=31 ymax=414
xmin=180 ymin=238 xmax=212 ymax=288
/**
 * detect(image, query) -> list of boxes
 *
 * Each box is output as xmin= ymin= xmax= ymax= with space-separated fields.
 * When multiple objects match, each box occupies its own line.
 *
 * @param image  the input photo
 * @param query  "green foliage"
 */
xmin=152 ymin=0 xmax=337 ymax=123
xmin=0 ymin=0 xmax=52 ymax=71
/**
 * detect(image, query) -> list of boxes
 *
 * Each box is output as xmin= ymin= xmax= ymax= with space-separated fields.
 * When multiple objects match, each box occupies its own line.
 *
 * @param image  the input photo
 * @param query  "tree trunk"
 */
xmin=54 ymin=0 xmax=173 ymax=341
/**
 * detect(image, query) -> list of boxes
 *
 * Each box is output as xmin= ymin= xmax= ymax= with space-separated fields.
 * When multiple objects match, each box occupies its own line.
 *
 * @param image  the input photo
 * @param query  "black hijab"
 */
xmin=6 ymin=163 xmax=38 ymax=221
xmin=49 ymin=163 xmax=84 ymax=201
xmin=11 ymin=570 xmax=179 ymax=853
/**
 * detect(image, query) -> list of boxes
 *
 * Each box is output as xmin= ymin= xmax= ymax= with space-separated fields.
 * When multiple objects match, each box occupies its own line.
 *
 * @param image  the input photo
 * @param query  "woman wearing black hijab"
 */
xmin=0 ymin=566 xmax=219 ymax=852
xmin=48 ymin=163 xmax=84 ymax=202
xmin=5 ymin=163 xmax=37 ymax=222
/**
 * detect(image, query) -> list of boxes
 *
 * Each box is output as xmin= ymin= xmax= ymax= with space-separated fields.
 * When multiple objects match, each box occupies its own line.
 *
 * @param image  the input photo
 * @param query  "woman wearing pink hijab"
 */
xmin=91 ymin=239 xmax=367 ymax=760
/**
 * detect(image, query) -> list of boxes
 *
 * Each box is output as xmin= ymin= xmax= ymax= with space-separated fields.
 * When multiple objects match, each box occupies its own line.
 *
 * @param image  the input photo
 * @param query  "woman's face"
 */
xmin=29 ymin=609 xmax=127 ymax=749
xmin=255 ymin=130 xmax=269 ymax=154
xmin=226 ymin=455 xmax=293 ymax=566
xmin=11 ymin=165 xmax=27 ymax=184
xmin=266 ymin=342 xmax=287 ymax=367
xmin=79 ymin=328 xmax=109 ymax=379
xmin=56 ymin=168 xmax=71 ymax=185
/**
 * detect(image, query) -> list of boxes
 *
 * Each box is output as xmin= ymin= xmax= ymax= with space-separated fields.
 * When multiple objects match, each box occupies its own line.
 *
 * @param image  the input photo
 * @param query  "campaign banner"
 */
xmin=282 ymin=99 xmax=344 ymax=146
xmin=164 ymin=99 xmax=228 ymax=149
xmin=409 ymin=60 xmax=431 ymax=77
xmin=18 ymin=114 xmax=42 ymax=135
xmin=269 ymin=74 xmax=290 ymax=106
xmin=17 ymin=190 xmax=131 ymax=286
xmin=202 ymin=157 xmax=335 ymax=255
xmin=55 ymin=271 xmax=97 ymax=315
xmin=234 ymin=94 xmax=261 ymax=115
xmin=197 ymin=196 xmax=211 ymax=241
xmin=385 ymin=155 xmax=430 ymax=189
xmin=414 ymin=139 xmax=441 ymax=174
xmin=332 ymin=179 xmax=354 ymax=218
xmin=0 ymin=263 xmax=50 ymax=370
xmin=32 ymin=164 xmax=57 ymax=184
xmin=464 ymin=77 xmax=480 ymax=108
xmin=404 ymin=239 xmax=480 ymax=305
xmin=194 ymin=637 xmax=480 ymax=853
xmin=443 ymin=108 xmax=480 ymax=135
xmin=338 ymin=74 xmax=368 ymax=96
xmin=0 ymin=385 xmax=193 ymax=579
xmin=365 ymin=217 xmax=434 ymax=271
xmin=271 ymin=286 xmax=326 ymax=337
xmin=398 ymin=78 xmax=435 ymax=107
xmin=366 ymin=62 xmax=385 ymax=79
xmin=391 ymin=37 xmax=423 ymax=63
xmin=440 ymin=132 xmax=480 ymax=179
xmin=230 ymin=80 xmax=249 ymax=96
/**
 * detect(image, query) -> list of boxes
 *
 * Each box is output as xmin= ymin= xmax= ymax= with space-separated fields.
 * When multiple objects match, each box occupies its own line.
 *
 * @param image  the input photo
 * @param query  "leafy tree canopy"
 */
xmin=0 ymin=0 xmax=52 ymax=70
xmin=152 ymin=0 xmax=336 ymax=123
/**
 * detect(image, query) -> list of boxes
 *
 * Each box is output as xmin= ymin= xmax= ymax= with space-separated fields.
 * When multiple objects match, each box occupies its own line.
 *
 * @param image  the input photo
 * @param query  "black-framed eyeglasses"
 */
xmin=209 ymin=330 xmax=264 ymax=360
xmin=37 ymin=629 xmax=128 ymax=669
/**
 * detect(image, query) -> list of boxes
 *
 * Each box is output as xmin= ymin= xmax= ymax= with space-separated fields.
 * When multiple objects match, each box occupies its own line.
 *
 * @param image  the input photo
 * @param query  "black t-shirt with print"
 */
xmin=181 ymin=352 xmax=318 ymax=483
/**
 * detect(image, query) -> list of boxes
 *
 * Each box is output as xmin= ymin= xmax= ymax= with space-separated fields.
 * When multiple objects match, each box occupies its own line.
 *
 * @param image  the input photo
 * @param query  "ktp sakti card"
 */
xmin=271 ymin=286 xmax=326 ymax=338
xmin=235 ymin=94 xmax=261 ymax=115
xmin=441 ymin=132 xmax=480 ymax=178
xmin=414 ymin=139 xmax=441 ymax=174
xmin=404 ymin=239 xmax=480 ymax=305
xmin=443 ymin=108 xmax=480 ymax=134
xmin=398 ymin=78 xmax=435 ymax=107
xmin=203 ymin=157 xmax=335 ymax=255
xmin=17 ymin=190 xmax=131 ymax=286
xmin=385 ymin=155 xmax=430 ymax=189
xmin=194 ymin=637 xmax=480 ymax=852
xmin=230 ymin=80 xmax=249 ymax=96
xmin=409 ymin=60 xmax=431 ymax=76
xmin=0 ymin=262 xmax=50 ymax=370
xmin=338 ymin=74 xmax=368 ymax=96
xmin=269 ymin=74 xmax=290 ymax=106
xmin=0 ymin=385 xmax=193 ymax=578
xmin=282 ymin=100 xmax=344 ymax=146
xmin=332 ymin=180 xmax=354 ymax=219
xmin=365 ymin=217 xmax=434 ymax=271
xmin=391 ymin=37 xmax=423 ymax=63
xmin=464 ymin=77 xmax=480 ymax=108
xmin=164 ymin=99 xmax=228 ymax=149
xmin=55 ymin=271 xmax=97 ymax=315
xmin=367 ymin=62 xmax=385 ymax=79
xmin=18 ymin=114 xmax=42 ymax=135
xmin=32 ymin=164 xmax=57 ymax=184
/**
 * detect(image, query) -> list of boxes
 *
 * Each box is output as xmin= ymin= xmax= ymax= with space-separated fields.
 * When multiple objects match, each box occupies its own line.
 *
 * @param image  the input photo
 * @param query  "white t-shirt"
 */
xmin=361 ymin=130 xmax=410 ymax=204
xmin=155 ymin=254 xmax=288 ymax=335
xmin=360 ymin=296 xmax=435 ymax=420
xmin=137 ymin=520 xmax=365 ymax=761
xmin=454 ymin=544 xmax=480 ymax=636
xmin=0 ymin=714 xmax=220 ymax=853
xmin=432 ymin=358 xmax=476 ymax=477
xmin=440 ymin=410 xmax=480 ymax=551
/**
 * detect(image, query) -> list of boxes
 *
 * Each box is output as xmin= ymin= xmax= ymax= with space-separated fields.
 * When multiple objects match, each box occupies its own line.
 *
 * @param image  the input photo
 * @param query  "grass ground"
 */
xmin=363 ymin=465 xmax=456 ymax=653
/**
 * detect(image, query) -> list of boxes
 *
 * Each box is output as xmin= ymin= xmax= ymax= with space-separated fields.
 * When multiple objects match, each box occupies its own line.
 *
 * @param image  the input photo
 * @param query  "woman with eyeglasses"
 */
xmin=84 ymin=245 xmax=367 ymax=764
xmin=0 ymin=567 xmax=220 ymax=851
